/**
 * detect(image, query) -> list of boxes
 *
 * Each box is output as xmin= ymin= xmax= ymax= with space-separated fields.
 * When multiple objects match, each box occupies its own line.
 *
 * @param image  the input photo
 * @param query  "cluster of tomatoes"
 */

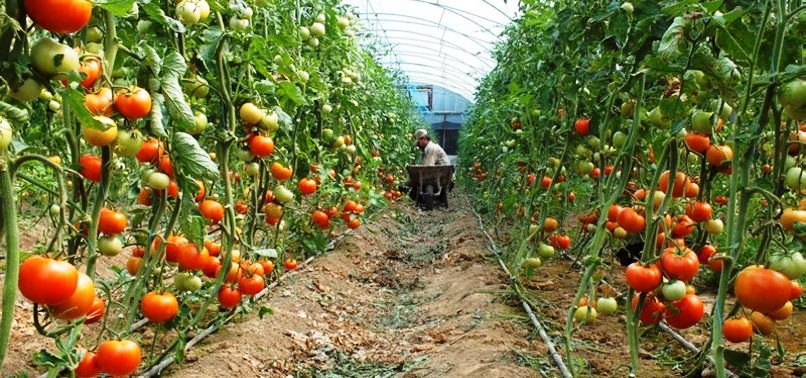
xmin=17 ymin=256 xmax=139 ymax=377
xmin=469 ymin=161 xmax=488 ymax=181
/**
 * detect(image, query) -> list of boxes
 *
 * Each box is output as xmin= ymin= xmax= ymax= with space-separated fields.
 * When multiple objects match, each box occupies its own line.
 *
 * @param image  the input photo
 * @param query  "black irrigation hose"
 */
xmin=466 ymin=196 xmax=573 ymax=378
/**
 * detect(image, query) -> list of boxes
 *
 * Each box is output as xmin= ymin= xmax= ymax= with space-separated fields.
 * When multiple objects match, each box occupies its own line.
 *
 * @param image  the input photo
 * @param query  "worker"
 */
xmin=414 ymin=128 xmax=450 ymax=166
xmin=405 ymin=128 xmax=453 ymax=208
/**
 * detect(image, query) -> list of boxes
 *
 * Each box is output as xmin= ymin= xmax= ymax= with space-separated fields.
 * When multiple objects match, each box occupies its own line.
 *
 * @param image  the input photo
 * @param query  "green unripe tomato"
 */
xmin=99 ymin=236 xmax=124 ymax=257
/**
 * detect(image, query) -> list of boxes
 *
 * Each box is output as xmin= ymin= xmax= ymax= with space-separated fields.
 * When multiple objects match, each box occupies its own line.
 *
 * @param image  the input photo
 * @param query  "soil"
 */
xmin=1 ymin=193 xmax=803 ymax=377
xmin=164 ymin=194 xmax=541 ymax=377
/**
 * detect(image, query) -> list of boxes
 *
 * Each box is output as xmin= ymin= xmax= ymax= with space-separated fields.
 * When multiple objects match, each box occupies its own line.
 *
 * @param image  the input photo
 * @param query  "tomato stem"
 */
xmin=0 ymin=160 xmax=19 ymax=369
xmin=85 ymin=146 xmax=112 ymax=277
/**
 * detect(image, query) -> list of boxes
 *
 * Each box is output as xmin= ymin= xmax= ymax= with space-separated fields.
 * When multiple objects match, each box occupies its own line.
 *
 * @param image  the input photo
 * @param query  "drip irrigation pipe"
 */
xmin=466 ymin=196 xmax=573 ymax=378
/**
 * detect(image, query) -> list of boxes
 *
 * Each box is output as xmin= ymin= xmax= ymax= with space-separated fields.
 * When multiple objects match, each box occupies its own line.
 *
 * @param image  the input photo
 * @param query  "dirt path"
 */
xmin=166 ymin=195 xmax=544 ymax=377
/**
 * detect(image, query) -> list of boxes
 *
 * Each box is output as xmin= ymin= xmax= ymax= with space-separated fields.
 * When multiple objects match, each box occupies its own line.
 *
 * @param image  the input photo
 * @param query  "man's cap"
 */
xmin=414 ymin=129 xmax=428 ymax=139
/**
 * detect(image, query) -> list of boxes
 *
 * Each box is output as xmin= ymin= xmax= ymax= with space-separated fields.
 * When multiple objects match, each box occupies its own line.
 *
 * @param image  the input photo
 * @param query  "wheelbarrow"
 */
xmin=405 ymin=165 xmax=454 ymax=210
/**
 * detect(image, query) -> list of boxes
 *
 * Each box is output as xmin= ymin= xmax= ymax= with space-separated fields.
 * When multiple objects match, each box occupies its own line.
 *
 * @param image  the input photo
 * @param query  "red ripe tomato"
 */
xmin=138 ymin=187 xmax=153 ymax=206
xmin=590 ymin=167 xmax=601 ymax=179
xmin=141 ymin=291 xmax=179 ymax=323
xmin=74 ymin=350 xmax=101 ymax=378
xmin=177 ymin=242 xmax=206 ymax=271
xmin=85 ymin=87 xmax=114 ymax=116
xmin=658 ymin=170 xmax=689 ymax=198
xmin=734 ymin=265 xmax=791 ymax=313
xmin=158 ymin=234 xmax=187 ymax=263
xmin=631 ymin=294 xmax=665 ymax=325
xmin=568 ymin=191 xmax=576 ymax=202
xmin=343 ymin=200 xmax=359 ymax=213
xmin=259 ymin=260 xmax=274 ymax=275
xmin=159 ymin=155 xmax=174 ymax=179
xmin=202 ymin=256 xmax=221 ymax=278
xmin=284 ymin=258 xmax=298 ymax=270
xmin=51 ymin=272 xmax=95 ymax=320
xmin=685 ymin=201 xmax=712 ymax=222
xmin=723 ymin=317 xmax=753 ymax=343
xmin=664 ymin=294 xmax=704 ymax=329
xmin=114 ymin=87 xmax=152 ymax=119
xmin=706 ymin=144 xmax=733 ymax=168
xmin=541 ymin=176 xmax=552 ymax=189
xmin=242 ymin=262 xmax=264 ymax=277
xmin=617 ymin=207 xmax=645 ymax=233
xmin=166 ymin=180 xmax=179 ymax=198
xmin=298 ymin=178 xmax=317 ymax=195
xmin=199 ymin=200 xmax=225 ymax=223
xmin=235 ymin=200 xmax=249 ymax=215
xmin=684 ymin=133 xmax=710 ymax=154
xmin=18 ymin=256 xmax=79 ymax=305
xmin=79 ymin=154 xmax=102 ymax=182
xmin=660 ymin=247 xmax=700 ymax=282
xmin=270 ymin=162 xmax=293 ymax=181
xmin=250 ymin=135 xmax=275 ymax=157
xmin=312 ymin=210 xmax=329 ymax=229
xmin=238 ymin=275 xmax=265 ymax=296
xmin=714 ymin=195 xmax=728 ymax=206
xmin=768 ymin=301 xmax=793 ymax=321
xmin=625 ymin=262 xmax=662 ymax=293
xmin=95 ymin=340 xmax=141 ymax=376
xmin=136 ymin=139 xmax=161 ymax=163
xmin=574 ymin=118 xmax=590 ymax=135
xmin=78 ymin=58 xmax=102 ymax=89
xmin=24 ymin=0 xmax=92 ymax=33
xmin=326 ymin=206 xmax=339 ymax=219
xmin=348 ymin=217 xmax=361 ymax=229
xmin=790 ymin=281 xmax=803 ymax=300
xmin=204 ymin=239 xmax=221 ymax=257
xmin=84 ymin=297 xmax=105 ymax=324
xmin=126 ymin=256 xmax=142 ymax=275
xmin=98 ymin=208 xmax=127 ymax=235
xmin=265 ymin=215 xmax=280 ymax=226
xmin=607 ymin=204 xmax=623 ymax=222
xmin=671 ymin=214 xmax=695 ymax=238
xmin=697 ymin=244 xmax=717 ymax=264
xmin=194 ymin=180 xmax=206 ymax=202
xmin=526 ymin=174 xmax=536 ymax=186
xmin=218 ymin=286 xmax=242 ymax=309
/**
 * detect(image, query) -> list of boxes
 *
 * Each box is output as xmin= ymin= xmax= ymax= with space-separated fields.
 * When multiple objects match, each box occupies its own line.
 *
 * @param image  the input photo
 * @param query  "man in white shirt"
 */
xmin=406 ymin=129 xmax=452 ymax=208
xmin=414 ymin=128 xmax=451 ymax=166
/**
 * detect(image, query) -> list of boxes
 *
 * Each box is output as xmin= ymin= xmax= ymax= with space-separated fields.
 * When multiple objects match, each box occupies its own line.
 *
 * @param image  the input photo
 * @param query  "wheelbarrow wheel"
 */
xmin=422 ymin=184 xmax=435 ymax=211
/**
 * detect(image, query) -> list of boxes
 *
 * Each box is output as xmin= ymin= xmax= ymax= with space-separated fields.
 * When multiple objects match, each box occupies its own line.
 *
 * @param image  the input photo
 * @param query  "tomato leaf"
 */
xmin=94 ymin=0 xmax=135 ymax=17
xmin=161 ymin=52 xmax=196 ymax=132
xmin=32 ymin=349 xmax=65 ymax=369
xmin=62 ymin=87 xmax=103 ymax=130
xmin=198 ymin=27 xmax=224 ymax=72
xmin=254 ymin=248 xmax=278 ymax=258
xmin=277 ymin=82 xmax=306 ymax=106
xmin=0 ymin=100 xmax=28 ymax=124
xmin=149 ymin=93 xmax=169 ymax=139
xmin=142 ymin=0 xmax=186 ymax=33
xmin=272 ymin=106 xmax=293 ymax=130
xmin=258 ymin=305 xmax=274 ymax=319
xmin=172 ymin=132 xmax=219 ymax=180
xmin=180 ymin=215 xmax=206 ymax=248
xmin=657 ymin=17 xmax=689 ymax=60
xmin=723 ymin=349 xmax=749 ymax=369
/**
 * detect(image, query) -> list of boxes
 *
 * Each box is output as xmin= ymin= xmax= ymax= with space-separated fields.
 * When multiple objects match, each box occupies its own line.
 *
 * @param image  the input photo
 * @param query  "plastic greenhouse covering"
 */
xmin=343 ymin=0 xmax=521 ymax=101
